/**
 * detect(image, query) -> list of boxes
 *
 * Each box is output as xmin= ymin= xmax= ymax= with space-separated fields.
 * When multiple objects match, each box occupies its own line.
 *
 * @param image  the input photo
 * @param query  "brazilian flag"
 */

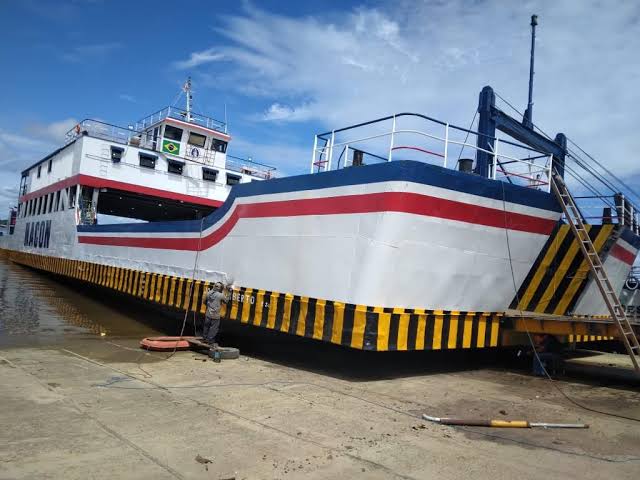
xmin=162 ymin=139 xmax=180 ymax=155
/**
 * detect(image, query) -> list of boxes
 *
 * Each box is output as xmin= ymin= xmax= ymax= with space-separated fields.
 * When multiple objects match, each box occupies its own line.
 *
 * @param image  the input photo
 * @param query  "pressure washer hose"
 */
xmin=422 ymin=414 xmax=588 ymax=429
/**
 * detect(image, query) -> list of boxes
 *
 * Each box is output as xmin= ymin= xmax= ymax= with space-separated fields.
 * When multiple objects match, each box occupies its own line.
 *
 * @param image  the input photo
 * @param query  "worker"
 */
xmin=202 ymin=281 xmax=229 ymax=346
xmin=531 ymin=333 xmax=561 ymax=376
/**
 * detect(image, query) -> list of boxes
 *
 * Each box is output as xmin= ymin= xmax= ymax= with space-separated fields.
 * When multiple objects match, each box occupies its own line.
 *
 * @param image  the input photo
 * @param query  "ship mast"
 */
xmin=523 ymin=14 xmax=538 ymax=129
xmin=183 ymin=77 xmax=193 ymax=122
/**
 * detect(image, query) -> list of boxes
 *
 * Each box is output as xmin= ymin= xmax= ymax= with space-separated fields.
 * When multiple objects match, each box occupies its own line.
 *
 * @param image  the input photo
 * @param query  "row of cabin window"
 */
xmin=34 ymin=158 xmax=54 ymax=179
xmin=163 ymin=125 xmax=227 ymax=153
xmin=19 ymin=186 xmax=77 ymax=218
xmin=111 ymin=147 xmax=241 ymax=185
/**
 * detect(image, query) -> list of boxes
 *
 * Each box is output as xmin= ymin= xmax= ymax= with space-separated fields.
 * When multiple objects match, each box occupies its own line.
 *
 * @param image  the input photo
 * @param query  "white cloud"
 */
xmin=183 ymin=1 xmax=640 ymax=195
xmin=26 ymin=118 xmax=79 ymax=143
xmin=60 ymin=42 xmax=122 ymax=63
xmin=0 ymin=185 xmax=19 ymax=212
xmin=174 ymin=48 xmax=225 ymax=69
xmin=261 ymin=103 xmax=312 ymax=122
xmin=230 ymin=136 xmax=309 ymax=175
xmin=119 ymin=93 xmax=136 ymax=103
xmin=0 ymin=120 xmax=75 ymax=215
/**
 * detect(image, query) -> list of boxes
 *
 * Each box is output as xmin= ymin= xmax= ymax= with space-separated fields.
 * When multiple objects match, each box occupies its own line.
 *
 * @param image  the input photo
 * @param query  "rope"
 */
xmin=164 ymin=215 xmax=206 ymax=360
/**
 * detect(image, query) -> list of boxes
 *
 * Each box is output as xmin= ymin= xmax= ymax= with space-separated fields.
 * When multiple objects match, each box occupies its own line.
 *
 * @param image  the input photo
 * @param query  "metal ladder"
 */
xmin=551 ymin=172 xmax=640 ymax=374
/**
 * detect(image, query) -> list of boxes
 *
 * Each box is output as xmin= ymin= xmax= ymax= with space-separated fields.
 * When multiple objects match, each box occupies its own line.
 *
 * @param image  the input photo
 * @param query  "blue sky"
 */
xmin=1 ymin=0 xmax=639 ymax=214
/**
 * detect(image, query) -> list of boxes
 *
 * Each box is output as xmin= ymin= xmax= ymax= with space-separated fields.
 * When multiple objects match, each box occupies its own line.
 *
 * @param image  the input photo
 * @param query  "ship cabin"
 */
xmin=13 ymin=105 xmax=275 ymax=231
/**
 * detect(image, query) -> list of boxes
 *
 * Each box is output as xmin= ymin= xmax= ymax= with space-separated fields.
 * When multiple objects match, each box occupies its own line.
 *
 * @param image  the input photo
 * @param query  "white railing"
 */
xmin=66 ymin=119 xmax=276 ymax=181
xmin=226 ymin=155 xmax=276 ymax=180
xmin=135 ymin=106 xmax=227 ymax=133
xmin=572 ymin=193 xmax=640 ymax=232
xmin=66 ymin=119 xmax=138 ymax=146
xmin=311 ymin=113 xmax=554 ymax=192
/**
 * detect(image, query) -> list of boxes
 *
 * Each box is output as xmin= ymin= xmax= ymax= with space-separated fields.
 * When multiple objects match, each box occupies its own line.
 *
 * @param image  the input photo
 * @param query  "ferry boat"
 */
xmin=1 ymin=79 xmax=639 ymax=352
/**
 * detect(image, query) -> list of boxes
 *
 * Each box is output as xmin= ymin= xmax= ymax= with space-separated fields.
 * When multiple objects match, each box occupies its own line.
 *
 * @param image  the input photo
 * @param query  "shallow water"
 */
xmin=0 ymin=255 xmax=164 ymax=347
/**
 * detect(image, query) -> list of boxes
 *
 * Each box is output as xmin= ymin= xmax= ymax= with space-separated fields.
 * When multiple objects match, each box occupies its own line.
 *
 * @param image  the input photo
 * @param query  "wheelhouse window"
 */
xmin=111 ymin=146 xmax=124 ymax=163
xmin=37 ymin=165 xmax=41 ymax=178
xmin=47 ymin=159 xmax=52 ymax=173
xmin=164 ymin=125 xmax=183 ymax=141
xmin=226 ymin=174 xmax=241 ymax=186
xmin=187 ymin=132 xmax=206 ymax=148
xmin=167 ymin=159 xmax=184 ymax=175
xmin=69 ymin=186 xmax=77 ymax=208
xmin=139 ymin=153 xmax=157 ymax=169
xmin=210 ymin=138 xmax=227 ymax=153
xmin=202 ymin=167 xmax=218 ymax=182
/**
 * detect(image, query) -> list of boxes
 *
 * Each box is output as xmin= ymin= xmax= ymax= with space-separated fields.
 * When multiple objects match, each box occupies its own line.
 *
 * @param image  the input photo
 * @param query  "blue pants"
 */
xmin=533 ymin=352 xmax=557 ymax=376
xmin=203 ymin=315 xmax=220 ymax=345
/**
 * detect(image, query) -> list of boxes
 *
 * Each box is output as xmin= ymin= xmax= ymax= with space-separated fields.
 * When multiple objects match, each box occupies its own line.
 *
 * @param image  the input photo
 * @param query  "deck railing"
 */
xmin=65 ymin=119 xmax=139 ymax=146
xmin=572 ymin=194 xmax=639 ymax=232
xmin=65 ymin=119 xmax=275 ymax=179
xmin=311 ymin=113 xmax=554 ymax=192
xmin=134 ymin=106 xmax=227 ymax=133
xmin=226 ymin=155 xmax=276 ymax=180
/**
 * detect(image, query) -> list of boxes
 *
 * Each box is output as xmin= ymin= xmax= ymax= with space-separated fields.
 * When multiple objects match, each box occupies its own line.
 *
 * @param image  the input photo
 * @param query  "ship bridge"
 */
xmin=15 ymin=84 xmax=275 ymax=226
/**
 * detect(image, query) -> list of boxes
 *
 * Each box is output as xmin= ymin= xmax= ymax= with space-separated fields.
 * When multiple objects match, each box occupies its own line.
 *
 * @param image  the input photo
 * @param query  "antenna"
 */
xmin=183 ymin=77 xmax=193 ymax=122
xmin=224 ymin=103 xmax=228 ymax=133
xmin=523 ymin=14 xmax=538 ymax=129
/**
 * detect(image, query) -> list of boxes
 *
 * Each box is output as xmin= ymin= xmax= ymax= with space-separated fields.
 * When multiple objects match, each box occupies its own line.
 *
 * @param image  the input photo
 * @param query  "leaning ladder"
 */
xmin=551 ymin=173 xmax=640 ymax=374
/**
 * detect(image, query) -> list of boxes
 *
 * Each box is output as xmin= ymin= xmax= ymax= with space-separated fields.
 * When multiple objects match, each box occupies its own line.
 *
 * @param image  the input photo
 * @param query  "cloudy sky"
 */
xmin=1 ymin=0 xmax=639 ymax=214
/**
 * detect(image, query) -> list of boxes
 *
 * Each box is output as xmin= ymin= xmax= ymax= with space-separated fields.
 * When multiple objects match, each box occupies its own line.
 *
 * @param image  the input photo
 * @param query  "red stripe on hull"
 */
xmin=611 ymin=243 xmax=636 ymax=265
xmin=78 ymin=191 xmax=557 ymax=251
xmin=20 ymin=174 xmax=222 ymax=207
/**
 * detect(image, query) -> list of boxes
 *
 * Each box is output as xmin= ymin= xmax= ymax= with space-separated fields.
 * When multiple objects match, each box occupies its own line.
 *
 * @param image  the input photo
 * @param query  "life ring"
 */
xmin=140 ymin=336 xmax=198 ymax=351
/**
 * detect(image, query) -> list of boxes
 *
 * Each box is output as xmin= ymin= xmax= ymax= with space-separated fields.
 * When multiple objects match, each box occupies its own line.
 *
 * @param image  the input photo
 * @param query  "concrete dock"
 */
xmin=2 ymin=336 xmax=639 ymax=479
xmin=1 ymin=258 xmax=639 ymax=479
xmin=563 ymin=350 xmax=640 ymax=383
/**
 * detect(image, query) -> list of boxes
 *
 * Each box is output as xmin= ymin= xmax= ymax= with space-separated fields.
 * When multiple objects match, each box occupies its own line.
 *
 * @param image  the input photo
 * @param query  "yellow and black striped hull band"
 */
xmin=512 ymin=223 xmax=616 ymax=315
xmin=6 ymin=250 xmax=502 ymax=352
xmin=568 ymin=334 xmax=614 ymax=342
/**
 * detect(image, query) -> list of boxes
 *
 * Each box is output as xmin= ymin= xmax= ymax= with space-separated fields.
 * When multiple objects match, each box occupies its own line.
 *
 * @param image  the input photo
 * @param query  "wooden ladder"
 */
xmin=551 ymin=172 xmax=640 ymax=374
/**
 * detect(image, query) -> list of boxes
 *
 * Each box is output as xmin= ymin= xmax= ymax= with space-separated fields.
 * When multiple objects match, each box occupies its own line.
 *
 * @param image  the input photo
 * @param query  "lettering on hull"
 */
xmin=23 ymin=220 xmax=52 ymax=248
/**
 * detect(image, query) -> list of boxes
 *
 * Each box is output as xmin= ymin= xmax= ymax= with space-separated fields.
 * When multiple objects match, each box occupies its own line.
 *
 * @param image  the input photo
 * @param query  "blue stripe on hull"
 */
xmin=79 ymin=160 xmax=560 ymax=234
xmin=620 ymin=227 xmax=640 ymax=249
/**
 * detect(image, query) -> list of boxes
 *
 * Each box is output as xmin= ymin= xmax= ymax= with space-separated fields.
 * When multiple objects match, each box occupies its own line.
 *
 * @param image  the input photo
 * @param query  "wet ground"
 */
xmin=0 ymin=256 xmax=164 ymax=347
xmin=1 ymin=255 xmax=640 ymax=479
